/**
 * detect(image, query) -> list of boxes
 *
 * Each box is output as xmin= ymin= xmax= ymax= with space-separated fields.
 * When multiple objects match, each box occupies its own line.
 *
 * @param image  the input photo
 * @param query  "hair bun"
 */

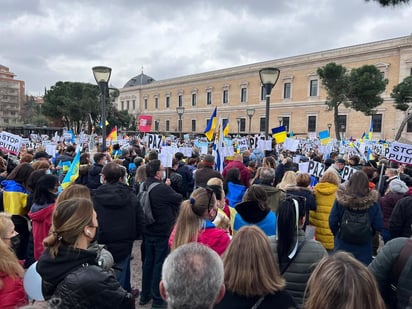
xmin=189 ymin=197 xmax=196 ymax=205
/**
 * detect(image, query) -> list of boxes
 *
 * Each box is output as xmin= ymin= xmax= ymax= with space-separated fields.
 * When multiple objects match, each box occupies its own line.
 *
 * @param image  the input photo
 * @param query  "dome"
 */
xmin=123 ymin=73 xmax=155 ymax=88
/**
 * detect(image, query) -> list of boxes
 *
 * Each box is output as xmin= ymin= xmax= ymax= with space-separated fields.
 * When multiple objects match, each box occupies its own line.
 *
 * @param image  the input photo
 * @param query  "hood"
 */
xmin=30 ymin=203 xmax=54 ymax=215
xmin=314 ymin=182 xmax=338 ymax=196
xmin=92 ymin=182 xmax=131 ymax=208
xmin=1 ymin=179 xmax=28 ymax=193
xmin=37 ymin=245 xmax=97 ymax=289
xmin=335 ymin=186 xmax=378 ymax=210
xmin=235 ymin=200 xmax=269 ymax=223
xmin=88 ymin=164 xmax=103 ymax=177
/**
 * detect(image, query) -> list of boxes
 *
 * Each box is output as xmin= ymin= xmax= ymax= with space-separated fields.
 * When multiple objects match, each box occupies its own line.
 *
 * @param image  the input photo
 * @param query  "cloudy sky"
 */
xmin=1 ymin=0 xmax=411 ymax=95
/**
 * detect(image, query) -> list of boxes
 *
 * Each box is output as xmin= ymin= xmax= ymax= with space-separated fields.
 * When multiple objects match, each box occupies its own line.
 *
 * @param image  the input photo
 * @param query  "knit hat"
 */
xmin=389 ymin=179 xmax=409 ymax=194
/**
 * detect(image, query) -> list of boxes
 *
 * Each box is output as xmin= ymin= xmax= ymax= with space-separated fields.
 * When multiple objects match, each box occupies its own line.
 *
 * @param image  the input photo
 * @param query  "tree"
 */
xmin=365 ymin=0 xmax=410 ymax=6
xmin=318 ymin=63 xmax=388 ymax=140
xmin=391 ymin=75 xmax=412 ymax=140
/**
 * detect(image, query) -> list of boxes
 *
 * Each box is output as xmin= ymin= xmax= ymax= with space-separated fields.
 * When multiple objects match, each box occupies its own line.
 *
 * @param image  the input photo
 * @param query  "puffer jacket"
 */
xmin=37 ymin=246 xmax=133 ymax=309
xmin=269 ymin=230 xmax=327 ymax=308
xmin=368 ymin=237 xmax=412 ymax=308
xmin=286 ymin=186 xmax=316 ymax=228
xmin=329 ymin=186 xmax=383 ymax=265
xmin=310 ymin=182 xmax=338 ymax=250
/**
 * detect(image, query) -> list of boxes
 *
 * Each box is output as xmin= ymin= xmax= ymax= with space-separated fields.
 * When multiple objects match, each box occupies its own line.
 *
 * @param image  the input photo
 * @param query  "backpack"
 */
xmin=339 ymin=208 xmax=371 ymax=245
xmin=137 ymin=182 xmax=160 ymax=226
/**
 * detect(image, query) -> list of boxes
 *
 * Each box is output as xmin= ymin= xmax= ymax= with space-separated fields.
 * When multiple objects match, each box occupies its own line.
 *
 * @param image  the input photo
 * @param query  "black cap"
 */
xmin=33 ymin=151 xmax=51 ymax=160
xmin=336 ymin=158 xmax=346 ymax=164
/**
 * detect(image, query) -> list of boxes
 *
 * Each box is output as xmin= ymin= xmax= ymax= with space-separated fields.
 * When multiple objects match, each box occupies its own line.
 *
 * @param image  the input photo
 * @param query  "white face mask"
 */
xmin=100 ymin=175 xmax=105 ymax=184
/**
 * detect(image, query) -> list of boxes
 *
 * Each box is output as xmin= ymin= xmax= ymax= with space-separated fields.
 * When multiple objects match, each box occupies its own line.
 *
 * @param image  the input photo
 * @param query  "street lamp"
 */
xmin=246 ymin=108 xmax=255 ymax=134
xmin=176 ymin=106 xmax=185 ymax=138
xmin=278 ymin=116 xmax=283 ymax=126
xmin=259 ymin=68 xmax=280 ymax=139
xmin=236 ymin=117 xmax=241 ymax=137
xmin=92 ymin=66 xmax=112 ymax=151
xmin=327 ymin=123 xmax=332 ymax=135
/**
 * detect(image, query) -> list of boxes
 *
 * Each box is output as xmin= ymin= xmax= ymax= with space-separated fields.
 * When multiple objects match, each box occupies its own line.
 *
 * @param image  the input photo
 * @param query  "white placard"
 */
xmin=283 ymin=138 xmax=299 ymax=152
xmin=0 ymin=132 xmax=22 ymax=155
xmin=388 ymin=142 xmax=412 ymax=165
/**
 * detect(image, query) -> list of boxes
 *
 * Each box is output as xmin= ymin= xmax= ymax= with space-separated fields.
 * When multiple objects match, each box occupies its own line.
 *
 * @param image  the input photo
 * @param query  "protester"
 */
xmin=277 ymin=170 xmax=297 ymax=192
xmin=269 ymin=197 xmax=327 ymax=307
xmin=174 ymin=152 xmax=194 ymax=198
xmin=305 ymin=252 xmax=385 ymax=309
xmin=206 ymin=177 xmax=231 ymax=233
xmin=389 ymin=194 xmax=412 ymax=238
xmin=36 ymin=198 xmax=134 ymax=308
xmin=254 ymin=167 xmax=285 ymax=214
xmin=222 ymin=154 xmax=250 ymax=188
xmin=215 ymin=226 xmax=296 ymax=309
xmin=87 ymin=152 xmax=106 ymax=190
xmin=329 ymin=170 xmax=383 ymax=265
xmin=194 ymin=155 xmax=222 ymax=188
xmin=223 ymin=168 xmax=246 ymax=207
xmin=160 ymin=243 xmax=225 ymax=309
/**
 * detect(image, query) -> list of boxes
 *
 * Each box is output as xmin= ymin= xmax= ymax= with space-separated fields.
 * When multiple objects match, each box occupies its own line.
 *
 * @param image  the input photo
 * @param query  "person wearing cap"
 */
xmin=33 ymin=151 xmax=52 ymax=162
xmin=379 ymin=179 xmax=409 ymax=243
xmin=329 ymin=158 xmax=346 ymax=179
xmin=348 ymin=155 xmax=363 ymax=170
xmin=194 ymin=155 xmax=223 ymax=188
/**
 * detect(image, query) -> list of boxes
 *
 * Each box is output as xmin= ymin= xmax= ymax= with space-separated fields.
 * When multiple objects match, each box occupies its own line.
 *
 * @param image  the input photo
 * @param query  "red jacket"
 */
xmin=29 ymin=203 xmax=55 ymax=260
xmin=0 ymin=272 xmax=28 ymax=308
xmin=222 ymin=160 xmax=250 ymax=188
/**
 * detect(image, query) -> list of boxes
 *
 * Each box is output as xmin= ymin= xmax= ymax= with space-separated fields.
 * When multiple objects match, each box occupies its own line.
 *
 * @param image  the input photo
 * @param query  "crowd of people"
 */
xmin=0 ymin=140 xmax=411 ymax=308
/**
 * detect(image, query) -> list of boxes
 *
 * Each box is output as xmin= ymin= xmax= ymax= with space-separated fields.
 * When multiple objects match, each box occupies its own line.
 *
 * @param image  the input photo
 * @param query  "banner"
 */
xmin=0 ymin=131 xmax=22 ymax=155
xmin=388 ymin=142 xmax=412 ymax=165
xmin=139 ymin=115 xmax=153 ymax=132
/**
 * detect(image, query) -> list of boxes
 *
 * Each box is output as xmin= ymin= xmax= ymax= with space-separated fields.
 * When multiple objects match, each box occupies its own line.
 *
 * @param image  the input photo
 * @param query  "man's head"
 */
xmin=146 ymin=159 xmax=164 ymax=180
xmin=93 ymin=153 xmax=106 ymax=165
xmin=335 ymin=158 xmax=346 ymax=171
xmin=259 ymin=167 xmax=276 ymax=185
xmin=101 ymin=162 xmax=123 ymax=184
xmin=160 ymin=243 xmax=225 ymax=309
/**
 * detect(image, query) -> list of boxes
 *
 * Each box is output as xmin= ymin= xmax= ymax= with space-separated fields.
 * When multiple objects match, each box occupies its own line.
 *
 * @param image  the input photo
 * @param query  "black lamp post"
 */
xmin=327 ymin=123 xmax=332 ymax=136
xmin=259 ymin=68 xmax=280 ymax=140
xmin=236 ymin=117 xmax=241 ymax=137
xmin=176 ymin=106 xmax=185 ymax=138
xmin=278 ymin=116 xmax=283 ymax=126
xmin=92 ymin=66 xmax=112 ymax=151
xmin=246 ymin=108 xmax=255 ymax=134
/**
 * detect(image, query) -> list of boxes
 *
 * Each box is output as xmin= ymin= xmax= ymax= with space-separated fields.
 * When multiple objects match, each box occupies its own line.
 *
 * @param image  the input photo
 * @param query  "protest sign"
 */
xmin=388 ymin=142 xmax=412 ymax=165
xmin=0 ymin=132 xmax=22 ymax=156
xmin=147 ymin=134 xmax=162 ymax=150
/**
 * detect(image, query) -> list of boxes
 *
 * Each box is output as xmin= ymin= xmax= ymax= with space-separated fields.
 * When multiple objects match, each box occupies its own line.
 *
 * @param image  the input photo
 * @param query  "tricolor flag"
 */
xmin=107 ymin=126 xmax=117 ymax=141
xmin=61 ymin=148 xmax=81 ymax=189
xmin=272 ymin=126 xmax=287 ymax=144
xmin=204 ymin=107 xmax=217 ymax=141
xmin=318 ymin=130 xmax=331 ymax=145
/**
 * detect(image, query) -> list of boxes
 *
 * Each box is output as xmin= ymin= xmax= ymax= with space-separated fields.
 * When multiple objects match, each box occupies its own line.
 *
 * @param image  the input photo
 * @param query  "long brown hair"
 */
xmin=56 ymin=184 xmax=91 ymax=204
xmin=223 ymin=226 xmax=285 ymax=297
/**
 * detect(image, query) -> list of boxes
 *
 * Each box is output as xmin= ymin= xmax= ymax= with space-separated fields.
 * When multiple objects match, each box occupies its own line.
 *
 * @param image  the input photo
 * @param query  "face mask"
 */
xmin=46 ymin=169 xmax=52 ymax=175
xmin=100 ymin=175 xmax=105 ymax=184
xmin=10 ymin=234 xmax=20 ymax=251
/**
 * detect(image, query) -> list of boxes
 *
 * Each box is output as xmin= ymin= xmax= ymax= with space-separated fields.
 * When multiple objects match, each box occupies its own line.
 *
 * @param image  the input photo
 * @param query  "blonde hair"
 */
xmin=305 ymin=252 xmax=385 ymax=309
xmin=171 ymin=187 xmax=216 ymax=251
xmin=320 ymin=170 xmax=340 ymax=186
xmin=0 ymin=213 xmax=24 ymax=287
xmin=262 ymin=156 xmax=276 ymax=169
xmin=135 ymin=165 xmax=147 ymax=184
xmin=43 ymin=198 xmax=94 ymax=258
xmin=223 ymin=225 xmax=285 ymax=297
xmin=277 ymin=171 xmax=297 ymax=191
xmin=56 ymin=184 xmax=91 ymax=204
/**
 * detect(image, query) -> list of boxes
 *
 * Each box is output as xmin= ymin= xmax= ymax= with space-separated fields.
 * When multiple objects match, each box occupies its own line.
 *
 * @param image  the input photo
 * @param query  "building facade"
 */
xmin=0 ymin=65 xmax=25 ymax=126
xmin=117 ymin=35 xmax=412 ymax=140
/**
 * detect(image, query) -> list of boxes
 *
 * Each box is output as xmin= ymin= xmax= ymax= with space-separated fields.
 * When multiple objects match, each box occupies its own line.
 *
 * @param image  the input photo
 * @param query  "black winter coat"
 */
xmin=37 ymin=246 xmax=133 ymax=309
xmin=87 ymin=163 xmax=104 ymax=190
xmin=92 ymin=182 xmax=144 ymax=262
xmin=389 ymin=195 xmax=412 ymax=238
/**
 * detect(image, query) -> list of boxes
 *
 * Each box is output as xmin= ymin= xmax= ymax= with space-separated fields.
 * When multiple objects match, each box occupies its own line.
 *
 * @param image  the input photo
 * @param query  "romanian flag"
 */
xmin=204 ymin=107 xmax=217 ymax=141
xmin=318 ymin=130 xmax=331 ymax=145
xmin=222 ymin=119 xmax=230 ymax=137
xmin=107 ymin=126 xmax=117 ymax=141
xmin=272 ymin=126 xmax=287 ymax=143
xmin=61 ymin=149 xmax=80 ymax=189
xmin=368 ymin=123 xmax=374 ymax=140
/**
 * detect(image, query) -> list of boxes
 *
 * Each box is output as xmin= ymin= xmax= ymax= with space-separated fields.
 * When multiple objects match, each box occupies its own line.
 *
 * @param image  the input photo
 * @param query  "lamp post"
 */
xmin=259 ymin=68 xmax=280 ymax=139
xmin=92 ymin=66 xmax=112 ymax=151
xmin=176 ymin=106 xmax=185 ymax=138
xmin=246 ymin=108 xmax=255 ymax=134
xmin=278 ymin=116 xmax=283 ymax=126
xmin=327 ymin=123 xmax=332 ymax=136
xmin=236 ymin=117 xmax=241 ymax=137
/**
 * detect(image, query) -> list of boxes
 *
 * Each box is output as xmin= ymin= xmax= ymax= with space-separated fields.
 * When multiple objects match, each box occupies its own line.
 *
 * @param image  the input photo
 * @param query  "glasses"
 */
xmin=205 ymin=187 xmax=215 ymax=212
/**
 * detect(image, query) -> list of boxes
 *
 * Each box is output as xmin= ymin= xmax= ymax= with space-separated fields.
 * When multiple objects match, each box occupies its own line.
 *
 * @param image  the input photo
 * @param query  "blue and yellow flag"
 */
xmin=368 ymin=122 xmax=374 ymax=140
xmin=204 ymin=107 xmax=217 ymax=141
xmin=61 ymin=149 xmax=81 ymax=189
xmin=318 ymin=130 xmax=331 ymax=145
xmin=222 ymin=119 xmax=230 ymax=137
xmin=272 ymin=126 xmax=287 ymax=143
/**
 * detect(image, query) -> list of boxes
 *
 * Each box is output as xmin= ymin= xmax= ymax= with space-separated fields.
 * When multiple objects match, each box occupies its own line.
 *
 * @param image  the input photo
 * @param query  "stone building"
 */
xmin=0 ymin=65 xmax=25 ymax=126
xmin=116 ymin=35 xmax=412 ymax=140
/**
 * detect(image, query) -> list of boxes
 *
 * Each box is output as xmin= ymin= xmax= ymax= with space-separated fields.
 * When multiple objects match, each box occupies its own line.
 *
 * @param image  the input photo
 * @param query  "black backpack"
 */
xmin=339 ymin=208 xmax=371 ymax=245
xmin=137 ymin=182 xmax=160 ymax=226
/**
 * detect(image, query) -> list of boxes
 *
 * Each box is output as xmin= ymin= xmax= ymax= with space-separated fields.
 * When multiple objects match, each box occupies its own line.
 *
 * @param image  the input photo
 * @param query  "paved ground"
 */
xmin=131 ymin=240 xmax=152 ymax=308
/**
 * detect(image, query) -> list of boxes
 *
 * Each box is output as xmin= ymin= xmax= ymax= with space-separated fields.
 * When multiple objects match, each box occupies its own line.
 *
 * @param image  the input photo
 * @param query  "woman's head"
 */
xmin=32 ymin=160 xmax=51 ymax=170
xmin=43 ymin=198 xmax=97 ymax=257
xmin=278 ymin=171 xmax=297 ymax=190
xmin=7 ymin=162 xmax=34 ymax=187
xmin=56 ymin=184 xmax=91 ymax=204
xmin=320 ymin=170 xmax=340 ymax=186
xmin=305 ymin=252 xmax=385 ymax=309
xmin=296 ymin=173 xmax=311 ymax=187
xmin=33 ymin=174 xmax=59 ymax=205
xmin=135 ymin=165 xmax=147 ymax=184
xmin=242 ymin=185 xmax=268 ymax=211
xmin=223 ymin=226 xmax=285 ymax=297
xmin=262 ymin=156 xmax=276 ymax=169
xmin=207 ymin=177 xmax=225 ymax=202
xmin=0 ymin=212 xmax=18 ymax=249
xmin=346 ymin=171 xmax=370 ymax=197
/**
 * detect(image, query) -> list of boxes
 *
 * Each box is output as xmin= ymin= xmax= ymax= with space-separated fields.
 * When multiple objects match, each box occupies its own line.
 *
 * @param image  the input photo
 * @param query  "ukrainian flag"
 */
xmin=61 ymin=149 xmax=81 ymax=189
xmin=222 ymin=119 xmax=230 ymax=137
xmin=368 ymin=123 xmax=374 ymax=140
xmin=204 ymin=107 xmax=217 ymax=141
xmin=272 ymin=126 xmax=287 ymax=143
xmin=318 ymin=130 xmax=331 ymax=145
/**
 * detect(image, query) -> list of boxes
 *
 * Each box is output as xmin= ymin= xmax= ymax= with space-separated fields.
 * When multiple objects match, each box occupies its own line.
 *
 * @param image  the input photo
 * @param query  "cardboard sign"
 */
xmin=138 ymin=115 xmax=153 ymax=133
xmin=307 ymin=160 xmax=326 ymax=178
xmin=341 ymin=166 xmax=356 ymax=181
xmin=0 ymin=132 xmax=22 ymax=156
xmin=147 ymin=134 xmax=162 ymax=150
xmin=388 ymin=142 xmax=412 ymax=165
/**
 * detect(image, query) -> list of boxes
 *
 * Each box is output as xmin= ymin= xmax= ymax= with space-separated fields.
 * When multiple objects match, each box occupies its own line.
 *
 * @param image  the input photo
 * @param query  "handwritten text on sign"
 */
xmin=0 ymin=132 xmax=22 ymax=156
xmin=388 ymin=142 xmax=412 ymax=165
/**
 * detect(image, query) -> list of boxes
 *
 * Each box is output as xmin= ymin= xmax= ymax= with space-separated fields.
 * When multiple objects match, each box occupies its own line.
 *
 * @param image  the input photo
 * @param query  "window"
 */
xmin=144 ymin=98 xmax=148 ymax=110
xmin=154 ymin=120 xmax=159 ymax=131
xmin=309 ymin=80 xmax=318 ymax=97
xmin=121 ymin=101 xmax=124 ymax=110
xmin=410 ymin=68 xmax=412 ymax=76
xmin=166 ymin=120 xmax=170 ymax=131
xmin=281 ymin=117 xmax=290 ymax=132
xmin=240 ymin=88 xmax=247 ymax=103
xmin=126 ymin=100 xmax=130 ymax=110
xmin=260 ymin=86 xmax=267 ymax=101
xmin=206 ymin=91 xmax=212 ymax=105
xmin=166 ymin=96 xmax=170 ymax=108
xmin=338 ymin=115 xmax=347 ymax=132
xmin=155 ymin=97 xmax=159 ymax=109
xmin=223 ymin=90 xmax=229 ymax=104
xmin=308 ymin=116 xmax=317 ymax=132
xmin=240 ymin=118 xmax=246 ymax=132
xmin=283 ymin=83 xmax=291 ymax=99
xmin=178 ymin=95 xmax=183 ymax=107
xmin=192 ymin=93 xmax=197 ymax=106
xmin=371 ymin=114 xmax=382 ymax=132
xmin=192 ymin=119 xmax=196 ymax=132
xmin=259 ymin=117 xmax=266 ymax=132
xmin=132 ymin=100 xmax=136 ymax=110
xmin=407 ymin=118 xmax=412 ymax=132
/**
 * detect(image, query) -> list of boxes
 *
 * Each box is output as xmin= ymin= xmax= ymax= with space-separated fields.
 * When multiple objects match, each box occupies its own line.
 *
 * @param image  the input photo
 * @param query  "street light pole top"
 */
xmin=176 ymin=106 xmax=185 ymax=115
xmin=246 ymin=108 xmax=255 ymax=117
xmin=259 ymin=67 xmax=280 ymax=88
xmin=92 ymin=66 xmax=112 ymax=83
xmin=327 ymin=123 xmax=332 ymax=129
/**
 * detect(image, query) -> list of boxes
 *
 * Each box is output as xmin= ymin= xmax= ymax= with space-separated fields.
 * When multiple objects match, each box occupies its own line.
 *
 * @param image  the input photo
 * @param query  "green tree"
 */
xmin=318 ymin=63 xmax=388 ymax=140
xmin=391 ymin=75 xmax=412 ymax=140
xmin=20 ymin=95 xmax=49 ymax=126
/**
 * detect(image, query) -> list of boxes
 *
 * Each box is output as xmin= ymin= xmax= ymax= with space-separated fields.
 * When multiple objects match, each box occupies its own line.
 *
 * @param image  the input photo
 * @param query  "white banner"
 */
xmin=388 ymin=142 xmax=412 ymax=165
xmin=0 ymin=131 xmax=22 ymax=155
